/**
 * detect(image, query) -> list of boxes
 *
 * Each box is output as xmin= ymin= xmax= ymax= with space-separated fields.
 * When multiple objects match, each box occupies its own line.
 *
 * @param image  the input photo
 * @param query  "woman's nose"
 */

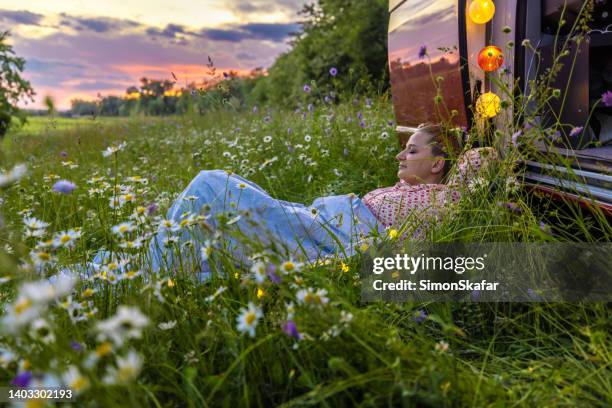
xmin=396 ymin=150 xmax=405 ymax=161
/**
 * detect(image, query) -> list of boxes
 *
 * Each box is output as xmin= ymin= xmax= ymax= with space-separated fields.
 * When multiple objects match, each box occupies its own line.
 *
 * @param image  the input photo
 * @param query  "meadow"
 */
xmin=0 ymin=96 xmax=610 ymax=407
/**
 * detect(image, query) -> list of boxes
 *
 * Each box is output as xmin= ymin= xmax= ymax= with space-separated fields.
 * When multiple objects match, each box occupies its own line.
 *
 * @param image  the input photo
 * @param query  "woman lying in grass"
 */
xmin=141 ymin=123 xmax=477 ymax=280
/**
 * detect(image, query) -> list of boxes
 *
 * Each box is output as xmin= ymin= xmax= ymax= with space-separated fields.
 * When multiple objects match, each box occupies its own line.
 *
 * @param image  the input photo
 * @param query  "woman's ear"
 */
xmin=431 ymin=156 xmax=446 ymax=175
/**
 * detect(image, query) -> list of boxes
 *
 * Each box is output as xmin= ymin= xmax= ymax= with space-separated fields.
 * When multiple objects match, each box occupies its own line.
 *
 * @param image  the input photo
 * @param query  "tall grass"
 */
xmin=0 ymin=2 xmax=610 ymax=404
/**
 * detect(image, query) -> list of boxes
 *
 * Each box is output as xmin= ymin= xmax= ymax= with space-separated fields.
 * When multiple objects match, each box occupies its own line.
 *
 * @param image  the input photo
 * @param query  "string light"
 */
xmin=469 ymin=0 xmax=496 ymax=24
xmin=478 ymin=46 xmax=504 ymax=71
xmin=476 ymin=92 xmax=501 ymax=118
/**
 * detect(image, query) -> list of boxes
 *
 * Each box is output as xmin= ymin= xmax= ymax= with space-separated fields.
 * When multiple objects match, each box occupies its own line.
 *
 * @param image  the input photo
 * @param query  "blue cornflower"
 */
xmin=52 ymin=179 xmax=76 ymax=194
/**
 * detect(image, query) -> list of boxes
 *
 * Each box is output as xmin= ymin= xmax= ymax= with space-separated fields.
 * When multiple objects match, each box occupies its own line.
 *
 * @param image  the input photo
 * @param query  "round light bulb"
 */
xmin=476 ymin=92 xmax=501 ymax=118
xmin=477 ymin=46 xmax=504 ymax=72
xmin=469 ymin=0 xmax=496 ymax=24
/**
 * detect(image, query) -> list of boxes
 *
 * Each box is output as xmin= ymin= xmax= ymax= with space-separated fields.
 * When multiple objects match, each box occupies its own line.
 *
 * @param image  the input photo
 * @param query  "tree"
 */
xmin=0 ymin=31 xmax=35 ymax=137
xmin=251 ymin=0 xmax=389 ymax=106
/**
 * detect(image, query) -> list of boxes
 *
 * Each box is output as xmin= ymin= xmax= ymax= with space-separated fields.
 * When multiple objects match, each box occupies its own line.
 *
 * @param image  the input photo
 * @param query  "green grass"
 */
xmin=0 ymin=99 xmax=610 ymax=407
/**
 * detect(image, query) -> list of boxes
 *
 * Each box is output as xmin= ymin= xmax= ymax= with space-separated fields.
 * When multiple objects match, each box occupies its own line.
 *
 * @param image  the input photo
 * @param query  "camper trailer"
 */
xmin=388 ymin=0 xmax=612 ymax=215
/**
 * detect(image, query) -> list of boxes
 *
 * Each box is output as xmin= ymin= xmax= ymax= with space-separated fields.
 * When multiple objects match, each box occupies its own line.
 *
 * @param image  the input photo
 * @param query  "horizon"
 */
xmin=0 ymin=0 xmax=305 ymax=110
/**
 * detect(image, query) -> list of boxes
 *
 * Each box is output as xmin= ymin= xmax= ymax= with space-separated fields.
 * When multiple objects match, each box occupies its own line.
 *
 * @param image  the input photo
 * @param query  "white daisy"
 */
xmin=250 ymin=261 xmax=267 ymax=283
xmin=53 ymin=229 xmax=82 ymax=249
xmin=103 ymin=350 xmax=143 ymax=384
xmin=112 ymin=221 xmax=135 ymax=236
xmin=158 ymin=320 xmax=177 ymax=330
xmin=102 ymin=142 xmax=127 ymax=157
xmin=236 ymin=302 xmax=263 ymax=337
xmin=296 ymin=287 xmax=329 ymax=307
xmin=280 ymin=260 xmax=303 ymax=274
xmin=62 ymin=365 xmax=90 ymax=394
xmin=95 ymin=306 xmax=149 ymax=346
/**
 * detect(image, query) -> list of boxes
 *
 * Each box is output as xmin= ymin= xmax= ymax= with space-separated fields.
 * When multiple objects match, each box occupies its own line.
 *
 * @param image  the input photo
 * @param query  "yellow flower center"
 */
xmin=15 ymin=299 xmax=32 ymax=315
xmin=284 ymin=262 xmax=294 ymax=272
xmin=71 ymin=376 xmax=89 ymax=391
xmin=60 ymin=235 xmax=71 ymax=244
xmin=96 ymin=342 xmax=113 ymax=357
xmin=245 ymin=312 xmax=256 ymax=325
xmin=37 ymin=252 xmax=50 ymax=261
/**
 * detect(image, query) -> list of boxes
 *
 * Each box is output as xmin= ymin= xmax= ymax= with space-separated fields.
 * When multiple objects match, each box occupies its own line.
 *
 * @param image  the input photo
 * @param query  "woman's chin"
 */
xmin=397 ymin=170 xmax=416 ymax=185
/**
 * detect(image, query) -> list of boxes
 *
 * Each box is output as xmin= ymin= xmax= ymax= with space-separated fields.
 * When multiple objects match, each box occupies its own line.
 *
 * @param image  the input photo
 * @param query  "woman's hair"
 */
xmin=416 ymin=122 xmax=460 ymax=181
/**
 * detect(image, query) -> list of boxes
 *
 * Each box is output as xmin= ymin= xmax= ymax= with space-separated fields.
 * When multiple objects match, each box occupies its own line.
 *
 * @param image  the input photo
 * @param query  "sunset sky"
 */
xmin=0 ymin=1 xmax=304 ymax=109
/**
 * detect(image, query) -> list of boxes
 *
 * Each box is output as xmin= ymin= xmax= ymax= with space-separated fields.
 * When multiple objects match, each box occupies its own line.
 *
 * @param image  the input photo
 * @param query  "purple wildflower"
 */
xmin=414 ymin=309 xmax=427 ymax=323
xmin=569 ymin=126 xmax=583 ymax=138
xmin=471 ymin=290 xmax=481 ymax=301
xmin=302 ymin=112 xmax=307 ymax=120
xmin=60 ymin=151 xmax=68 ymax=158
xmin=303 ymin=84 xmax=311 ymax=93
xmin=547 ymin=129 xmax=561 ymax=142
xmin=252 ymin=106 xmax=258 ymax=113
xmin=602 ymin=90 xmax=612 ymax=107
xmin=52 ymin=179 xmax=76 ymax=194
xmin=365 ymin=98 xmax=372 ymax=107
xmin=324 ymin=95 xmax=331 ymax=104
xmin=527 ymin=288 xmax=543 ymax=301
xmin=287 ymin=127 xmax=293 ymax=135
xmin=539 ymin=221 xmax=552 ymax=234
xmin=359 ymin=121 xmax=366 ymax=129
xmin=418 ymin=45 xmax=427 ymax=59
xmin=282 ymin=320 xmax=302 ymax=340
xmin=329 ymin=67 xmax=338 ymax=76
xmin=267 ymin=263 xmax=282 ymax=284
xmin=223 ymin=72 xmax=229 ymax=78
xmin=511 ymin=130 xmax=522 ymax=147
xmin=11 ymin=371 xmax=32 ymax=388
xmin=387 ymin=120 xmax=394 ymax=127
xmin=343 ymin=148 xmax=349 ymax=156
xmin=147 ymin=203 xmax=158 ymax=216
xmin=497 ymin=201 xmax=521 ymax=213
xmin=357 ymin=111 xmax=363 ymax=120
xmin=70 ymin=340 xmax=84 ymax=352
xmin=287 ymin=144 xmax=294 ymax=153
xmin=307 ymin=103 xmax=314 ymax=112
xmin=263 ymin=115 xmax=271 ymax=123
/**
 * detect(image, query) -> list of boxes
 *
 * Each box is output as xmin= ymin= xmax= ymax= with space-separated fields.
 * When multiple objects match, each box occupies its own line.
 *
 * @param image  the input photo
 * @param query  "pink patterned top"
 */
xmin=362 ymin=147 xmax=496 ymax=230
xmin=363 ymin=180 xmax=461 ymax=228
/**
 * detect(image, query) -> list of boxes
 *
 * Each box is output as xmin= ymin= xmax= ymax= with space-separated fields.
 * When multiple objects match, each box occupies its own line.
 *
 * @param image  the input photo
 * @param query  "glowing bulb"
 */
xmin=476 ymin=92 xmax=501 ymax=118
xmin=477 ymin=46 xmax=504 ymax=72
xmin=469 ymin=0 xmax=496 ymax=24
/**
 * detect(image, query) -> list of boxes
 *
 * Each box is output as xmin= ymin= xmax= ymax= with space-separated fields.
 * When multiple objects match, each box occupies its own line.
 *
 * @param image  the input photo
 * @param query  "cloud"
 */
xmin=146 ymin=23 xmax=185 ymax=39
xmin=200 ymin=22 xmax=299 ymax=43
xmin=224 ymin=0 xmax=303 ymax=18
xmin=70 ymin=80 xmax=128 ymax=91
xmin=236 ymin=52 xmax=257 ymax=61
xmin=8 ymin=9 xmax=300 ymax=109
xmin=0 ymin=9 xmax=44 ymax=26
xmin=58 ymin=14 xmax=141 ymax=33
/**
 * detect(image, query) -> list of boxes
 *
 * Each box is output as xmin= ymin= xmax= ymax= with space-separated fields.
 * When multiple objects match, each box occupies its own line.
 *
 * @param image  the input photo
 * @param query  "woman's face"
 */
xmin=395 ymin=131 xmax=445 ymax=185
